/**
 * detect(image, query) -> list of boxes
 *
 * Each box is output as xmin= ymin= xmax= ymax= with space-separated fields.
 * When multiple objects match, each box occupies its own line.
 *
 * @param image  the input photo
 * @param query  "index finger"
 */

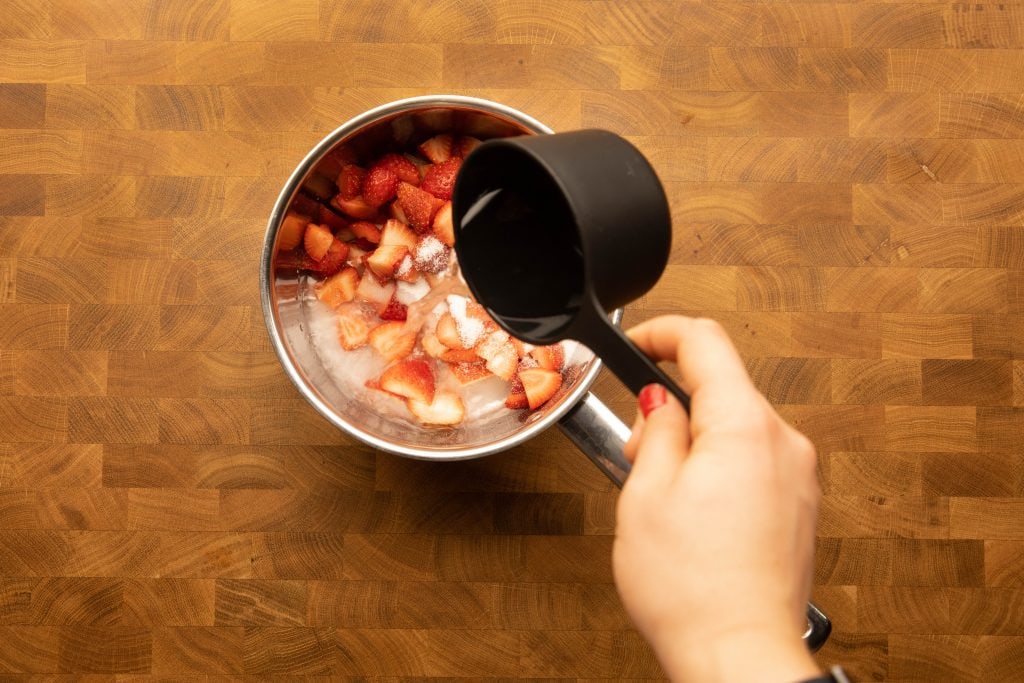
xmin=626 ymin=316 xmax=754 ymax=399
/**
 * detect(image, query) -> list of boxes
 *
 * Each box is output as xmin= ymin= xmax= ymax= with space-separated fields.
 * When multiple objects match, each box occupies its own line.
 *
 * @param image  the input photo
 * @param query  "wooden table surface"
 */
xmin=2 ymin=0 xmax=1023 ymax=679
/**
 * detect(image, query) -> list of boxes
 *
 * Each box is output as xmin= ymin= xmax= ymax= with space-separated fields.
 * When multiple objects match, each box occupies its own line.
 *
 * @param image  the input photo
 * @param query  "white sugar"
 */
xmin=414 ymin=235 xmax=449 ymax=272
xmin=395 ymin=278 xmax=431 ymax=305
xmin=395 ymin=254 xmax=413 ymax=277
xmin=446 ymin=294 xmax=485 ymax=348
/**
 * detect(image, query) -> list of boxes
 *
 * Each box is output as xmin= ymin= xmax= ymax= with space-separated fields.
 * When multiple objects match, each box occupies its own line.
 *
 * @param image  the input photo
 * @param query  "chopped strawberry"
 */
xmin=519 ymin=367 xmax=563 ymax=410
xmin=436 ymin=313 xmax=467 ymax=349
xmin=318 ymin=205 xmax=348 ymax=233
xmin=303 ymin=223 xmax=335 ymax=261
xmin=310 ymin=239 xmax=349 ymax=276
xmin=389 ymin=201 xmax=408 ymax=223
xmin=413 ymin=235 xmax=449 ymax=274
xmin=366 ymin=244 xmax=409 ymax=281
xmin=350 ymin=221 xmax=382 ymax=244
xmin=421 ymin=333 xmax=448 ymax=358
xmin=420 ymin=157 xmax=462 ymax=200
xmin=353 ymin=238 xmax=378 ymax=251
xmin=441 ymin=347 xmax=481 ymax=364
xmin=432 ymin=201 xmax=454 ymax=247
xmin=291 ymin=193 xmax=320 ymax=218
xmin=336 ymin=305 xmax=370 ymax=350
xmin=331 ymin=195 xmax=378 ymax=220
xmin=347 ymin=243 xmax=369 ymax=268
xmin=449 ymin=362 xmax=491 ymax=385
xmin=368 ymin=321 xmax=416 ymax=362
xmin=362 ymin=166 xmax=398 ymax=208
xmin=530 ymin=344 xmax=565 ymax=372
xmin=380 ymin=359 xmax=435 ymax=404
xmin=407 ymin=390 xmax=464 ymax=426
xmin=456 ymin=136 xmax=482 ymax=157
xmin=379 ymin=294 xmax=408 ymax=321
xmin=356 ymin=271 xmax=396 ymax=311
xmin=315 ymin=265 xmax=359 ymax=308
xmin=394 ymin=254 xmax=418 ymax=283
xmin=303 ymin=172 xmax=336 ymax=200
xmin=476 ymin=330 xmax=517 ymax=381
xmin=379 ymin=218 xmax=419 ymax=251
xmin=505 ymin=374 xmax=529 ymax=409
xmin=397 ymin=182 xmax=444 ymax=233
xmin=279 ymin=212 xmax=309 ymax=251
xmin=373 ymin=153 xmax=420 ymax=185
xmin=337 ymin=165 xmax=367 ymax=200
xmin=418 ymin=134 xmax=453 ymax=164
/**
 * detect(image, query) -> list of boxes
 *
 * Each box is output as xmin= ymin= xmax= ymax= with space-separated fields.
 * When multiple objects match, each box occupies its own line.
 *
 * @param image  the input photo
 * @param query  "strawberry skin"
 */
xmin=379 ymin=294 xmax=408 ymax=321
xmin=310 ymin=239 xmax=349 ymax=277
xmin=380 ymin=358 xmax=435 ymax=404
xmin=420 ymin=157 xmax=462 ymax=200
xmin=337 ymin=165 xmax=367 ymax=200
xmin=362 ymin=166 xmax=398 ymax=208
xmin=373 ymin=153 xmax=420 ymax=185
xmin=418 ymin=134 xmax=453 ymax=164
xmin=397 ymin=182 xmax=443 ymax=233
xmin=432 ymin=201 xmax=454 ymax=247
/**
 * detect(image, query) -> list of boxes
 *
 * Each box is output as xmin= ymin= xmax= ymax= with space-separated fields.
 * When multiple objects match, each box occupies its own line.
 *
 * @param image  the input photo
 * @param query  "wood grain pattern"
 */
xmin=0 ymin=0 xmax=1020 ymax=679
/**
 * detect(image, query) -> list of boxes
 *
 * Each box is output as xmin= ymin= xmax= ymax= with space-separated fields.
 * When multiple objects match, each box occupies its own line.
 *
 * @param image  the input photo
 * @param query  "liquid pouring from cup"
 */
xmin=452 ymin=129 xmax=692 ymax=413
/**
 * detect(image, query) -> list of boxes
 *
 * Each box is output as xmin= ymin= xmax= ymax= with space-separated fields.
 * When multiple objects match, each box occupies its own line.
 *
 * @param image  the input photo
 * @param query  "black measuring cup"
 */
xmin=452 ymin=129 xmax=692 ymax=413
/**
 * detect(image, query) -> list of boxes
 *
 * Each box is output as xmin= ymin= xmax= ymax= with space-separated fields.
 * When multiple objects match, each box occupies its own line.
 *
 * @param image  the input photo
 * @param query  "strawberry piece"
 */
xmin=436 ymin=313 xmax=467 ymax=349
xmin=291 ymin=193 xmax=320 ymax=218
xmin=368 ymin=321 xmax=416 ymax=362
xmin=303 ymin=223 xmax=335 ymax=261
xmin=530 ymin=344 xmax=565 ymax=372
xmin=413 ymin=235 xmax=449 ymax=274
xmin=432 ymin=201 xmax=454 ymax=247
xmin=407 ymin=390 xmax=465 ymax=426
xmin=397 ymin=182 xmax=444 ymax=233
xmin=394 ymin=254 xmax=418 ymax=283
xmin=418 ymin=134 xmax=453 ymax=164
xmin=449 ymin=362 xmax=491 ymax=385
xmin=278 ymin=212 xmax=310 ymax=251
xmin=476 ymin=330 xmax=517 ymax=381
xmin=420 ymin=157 xmax=462 ymax=200
xmin=356 ymin=271 xmax=396 ymax=310
xmin=379 ymin=294 xmax=408 ymax=321
xmin=315 ymin=266 xmax=359 ymax=309
xmin=362 ymin=166 xmax=398 ymax=208
xmin=389 ymin=201 xmax=408 ymax=223
xmin=350 ymin=221 xmax=382 ymax=244
xmin=380 ymin=358 xmax=435 ymax=404
xmin=456 ymin=136 xmax=482 ymax=158
xmin=519 ymin=367 xmax=563 ymax=410
xmin=421 ymin=333 xmax=448 ymax=358
xmin=336 ymin=305 xmax=370 ymax=350
xmin=303 ymin=172 xmax=336 ymax=200
xmin=331 ymin=195 xmax=378 ymax=220
xmin=505 ymin=374 xmax=529 ymax=409
xmin=441 ymin=347 xmax=481 ymax=363
xmin=379 ymin=218 xmax=419 ymax=251
xmin=310 ymin=239 xmax=349 ymax=277
xmin=367 ymin=244 xmax=409 ymax=281
xmin=337 ymin=165 xmax=367 ymax=200
xmin=373 ymin=153 xmax=420 ymax=185
xmin=318 ymin=205 xmax=348 ymax=233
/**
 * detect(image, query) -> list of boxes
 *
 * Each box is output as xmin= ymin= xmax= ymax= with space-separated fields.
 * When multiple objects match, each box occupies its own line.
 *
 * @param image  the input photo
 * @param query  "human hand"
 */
xmin=614 ymin=316 xmax=822 ymax=682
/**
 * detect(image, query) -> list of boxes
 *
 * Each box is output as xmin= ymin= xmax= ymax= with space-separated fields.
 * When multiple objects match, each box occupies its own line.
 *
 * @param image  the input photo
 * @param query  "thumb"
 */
xmin=629 ymin=384 xmax=691 ymax=488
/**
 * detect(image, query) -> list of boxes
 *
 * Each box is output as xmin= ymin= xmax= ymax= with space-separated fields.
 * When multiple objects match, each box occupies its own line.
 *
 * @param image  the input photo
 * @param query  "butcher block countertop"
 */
xmin=2 ymin=0 xmax=1023 ymax=679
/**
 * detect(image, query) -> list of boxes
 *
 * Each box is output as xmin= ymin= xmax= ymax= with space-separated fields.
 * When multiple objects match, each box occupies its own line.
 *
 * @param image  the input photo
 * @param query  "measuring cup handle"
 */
xmin=576 ymin=314 xmax=692 ymax=413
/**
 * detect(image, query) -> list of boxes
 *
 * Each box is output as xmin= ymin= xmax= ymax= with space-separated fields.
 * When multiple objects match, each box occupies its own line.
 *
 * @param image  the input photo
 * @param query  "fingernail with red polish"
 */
xmin=638 ymin=384 xmax=666 ymax=418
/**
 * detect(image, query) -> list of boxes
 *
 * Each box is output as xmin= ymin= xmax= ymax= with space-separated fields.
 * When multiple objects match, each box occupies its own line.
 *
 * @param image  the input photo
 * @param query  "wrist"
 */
xmin=656 ymin=621 xmax=820 ymax=683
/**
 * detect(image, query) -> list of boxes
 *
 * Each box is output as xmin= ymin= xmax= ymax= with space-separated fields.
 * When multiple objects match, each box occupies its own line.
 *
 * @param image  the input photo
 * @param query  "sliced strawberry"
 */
xmin=303 ymin=223 xmax=335 ymax=261
xmin=413 ymin=235 xmax=449 ymax=274
xmin=336 ymin=305 xmax=370 ymax=350
xmin=362 ymin=166 xmax=398 ymax=208
xmin=318 ymin=205 xmax=348 ymax=233
xmin=394 ymin=254 xmax=418 ymax=283
xmin=379 ymin=294 xmax=408 ymax=321
xmin=456 ymin=136 xmax=482 ymax=157
xmin=331 ymin=195 xmax=378 ymax=220
xmin=356 ymin=271 xmax=396 ymax=311
xmin=520 ymin=367 xmax=563 ymax=410
xmin=418 ymin=134 xmax=453 ymax=164
xmin=366 ymin=244 xmax=408 ymax=281
xmin=436 ymin=313 xmax=467 ymax=349
xmin=420 ymin=157 xmax=462 ymax=200
xmin=315 ymin=265 xmax=359 ymax=308
xmin=389 ymin=201 xmax=408 ymax=223
xmin=350 ymin=221 xmax=382 ymax=244
xmin=397 ymin=182 xmax=444 ymax=233
xmin=510 ymin=338 xmax=529 ymax=358
xmin=421 ymin=333 xmax=448 ymax=358
xmin=368 ymin=321 xmax=416 ymax=363
xmin=530 ymin=344 xmax=565 ymax=372
xmin=337 ymin=165 xmax=367 ymax=200
xmin=449 ymin=361 xmax=491 ymax=385
xmin=432 ymin=201 xmax=454 ymax=247
xmin=505 ymin=374 xmax=529 ymax=409
xmin=309 ymin=239 xmax=348 ymax=276
xmin=476 ymin=330 xmax=517 ymax=381
xmin=380 ymin=359 xmax=434 ymax=404
xmin=279 ymin=212 xmax=310 ymax=251
xmin=347 ymin=243 xmax=369 ymax=267
xmin=373 ymin=153 xmax=420 ymax=185
xmin=379 ymin=218 xmax=419 ymax=251
xmin=407 ymin=389 xmax=464 ymax=426
xmin=441 ymin=347 xmax=481 ymax=364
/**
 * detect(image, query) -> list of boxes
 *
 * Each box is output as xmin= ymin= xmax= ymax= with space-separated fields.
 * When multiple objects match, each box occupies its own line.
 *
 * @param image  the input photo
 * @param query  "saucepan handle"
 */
xmin=556 ymin=391 xmax=832 ymax=653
